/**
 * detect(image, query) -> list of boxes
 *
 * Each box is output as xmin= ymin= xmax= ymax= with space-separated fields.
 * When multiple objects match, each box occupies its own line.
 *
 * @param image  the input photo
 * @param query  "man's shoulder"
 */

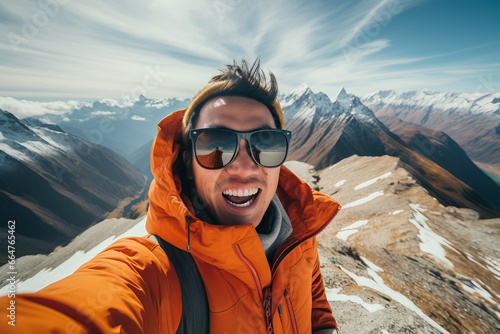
xmin=91 ymin=235 xmax=171 ymax=270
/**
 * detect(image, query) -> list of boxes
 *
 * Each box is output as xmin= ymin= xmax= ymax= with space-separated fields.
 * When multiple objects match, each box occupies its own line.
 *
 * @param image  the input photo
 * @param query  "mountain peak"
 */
xmin=338 ymin=87 xmax=348 ymax=97
xmin=335 ymin=88 xmax=355 ymax=109
xmin=289 ymin=83 xmax=312 ymax=97
xmin=0 ymin=109 xmax=37 ymax=141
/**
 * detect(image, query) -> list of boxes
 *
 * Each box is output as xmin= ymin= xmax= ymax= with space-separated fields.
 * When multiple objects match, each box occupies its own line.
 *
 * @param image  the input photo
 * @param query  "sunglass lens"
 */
xmin=250 ymin=131 xmax=288 ymax=167
xmin=195 ymin=130 xmax=237 ymax=169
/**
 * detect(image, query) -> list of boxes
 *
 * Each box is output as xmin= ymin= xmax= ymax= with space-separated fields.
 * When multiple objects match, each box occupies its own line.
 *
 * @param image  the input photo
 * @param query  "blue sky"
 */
xmin=1 ymin=0 xmax=499 ymax=105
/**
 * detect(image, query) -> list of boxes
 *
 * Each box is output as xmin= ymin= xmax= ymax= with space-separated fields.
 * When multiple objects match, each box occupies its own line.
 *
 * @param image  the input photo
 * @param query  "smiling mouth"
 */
xmin=222 ymin=188 xmax=259 ymax=208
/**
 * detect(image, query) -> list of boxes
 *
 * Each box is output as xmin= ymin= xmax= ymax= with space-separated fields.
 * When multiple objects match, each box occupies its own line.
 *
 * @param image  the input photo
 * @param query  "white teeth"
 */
xmin=222 ymin=188 xmax=258 ymax=207
xmin=222 ymin=188 xmax=258 ymax=197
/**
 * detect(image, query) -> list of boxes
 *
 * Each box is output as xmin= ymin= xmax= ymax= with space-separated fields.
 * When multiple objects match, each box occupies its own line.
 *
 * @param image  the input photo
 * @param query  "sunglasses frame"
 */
xmin=189 ymin=128 xmax=292 ymax=169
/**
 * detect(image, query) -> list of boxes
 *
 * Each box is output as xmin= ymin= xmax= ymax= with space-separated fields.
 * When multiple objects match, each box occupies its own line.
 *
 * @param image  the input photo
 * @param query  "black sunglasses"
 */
xmin=189 ymin=128 xmax=292 ymax=169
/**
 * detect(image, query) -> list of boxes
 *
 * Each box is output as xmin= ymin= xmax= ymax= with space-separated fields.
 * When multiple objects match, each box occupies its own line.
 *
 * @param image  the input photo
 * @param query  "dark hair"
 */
xmin=184 ymin=58 xmax=281 ymax=138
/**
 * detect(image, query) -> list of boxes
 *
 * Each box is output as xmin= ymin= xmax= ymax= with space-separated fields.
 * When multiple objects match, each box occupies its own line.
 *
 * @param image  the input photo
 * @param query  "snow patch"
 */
xmin=361 ymin=256 xmax=384 ymax=272
xmin=326 ymin=288 xmax=384 ymax=313
xmin=408 ymin=204 xmax=457 ymax=268
xmin=335 ymin=179 xmax=346 ymax=187
xmin=0 ymin=142 xmax=34 ymax=164
xmin=483 ymin=256 xmax=500 ymax=281
xmin=343 ymin=220 xmax=369 ymax=230
xmin=336 ymin=220 xmax=369 ymax=241
xmin=362 ymin=90 xmax=500 ymax=115
xmin=336 ymin=229 xmax=358 ymax=241
xmin=339 ymin=263 xmax=450 ymax=334
xmin=460 ymin=279 xmax=495 ymax=305
xmin=343 ymin=191 xmax=384 ymax=208
xmin=354 ymin=172 xmax=392 ymax=190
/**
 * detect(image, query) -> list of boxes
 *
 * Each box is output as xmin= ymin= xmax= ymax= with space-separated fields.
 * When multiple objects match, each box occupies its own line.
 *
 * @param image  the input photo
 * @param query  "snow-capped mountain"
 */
xmin=38 ymin=95 xmax=190 ymax=159
xmin=362 ymin=90 xmax=500 ymax=164
xmin=0 ymin=109 xmax=147 ymax=262
xmin=282 ymin=86 xmax=500 ymax=218
xmin=284 ymin=86 xmax=397 ymax=168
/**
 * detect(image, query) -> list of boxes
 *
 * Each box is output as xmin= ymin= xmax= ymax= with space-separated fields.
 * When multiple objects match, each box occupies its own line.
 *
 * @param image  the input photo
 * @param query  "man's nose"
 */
xmin=227 ymin=138 xmax=259 ymax=172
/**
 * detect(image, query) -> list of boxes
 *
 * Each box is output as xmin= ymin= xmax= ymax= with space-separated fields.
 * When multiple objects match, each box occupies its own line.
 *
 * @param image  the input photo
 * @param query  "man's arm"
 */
xmin=0 ymin=236 xmax=181 ymax=333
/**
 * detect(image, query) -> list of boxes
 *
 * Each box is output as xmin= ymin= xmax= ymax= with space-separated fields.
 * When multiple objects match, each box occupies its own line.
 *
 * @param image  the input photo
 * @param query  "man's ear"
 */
xmin=183 ymin=151 xmax=194 ymax=179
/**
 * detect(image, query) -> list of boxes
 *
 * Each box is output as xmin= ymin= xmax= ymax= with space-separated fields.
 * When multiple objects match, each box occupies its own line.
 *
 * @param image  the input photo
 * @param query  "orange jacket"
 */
xmin=0 ymin=109 xmax=340 ymax=333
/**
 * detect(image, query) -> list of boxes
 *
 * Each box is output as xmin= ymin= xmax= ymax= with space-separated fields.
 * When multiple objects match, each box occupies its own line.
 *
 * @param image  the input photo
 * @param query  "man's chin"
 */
xmin=217 ymin=211 xmax=263 ymax=228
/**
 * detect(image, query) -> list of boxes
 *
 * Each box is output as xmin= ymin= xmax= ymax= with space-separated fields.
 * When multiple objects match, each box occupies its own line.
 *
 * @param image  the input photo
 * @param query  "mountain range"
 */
xmin=362 ymin=90 xmax=500 ymax=165
xmin=0 ymin=109 xmax=147 ymax=263
xmin=1 ymin=85 xmax=499 ymax=261
xmin=281 ymin=86 xmax=500 ymax=218
xmin=37 ymin=95 xmax=190 ymax=159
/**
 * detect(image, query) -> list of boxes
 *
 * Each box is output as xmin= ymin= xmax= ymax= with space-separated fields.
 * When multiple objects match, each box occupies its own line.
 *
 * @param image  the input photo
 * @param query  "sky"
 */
xmin=1 ymin=0 xmax=499 ymax=106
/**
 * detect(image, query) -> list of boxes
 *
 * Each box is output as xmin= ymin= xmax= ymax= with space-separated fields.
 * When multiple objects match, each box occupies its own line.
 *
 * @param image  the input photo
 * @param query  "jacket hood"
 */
xmin=146 ymin=108 xmax=340 ymax=269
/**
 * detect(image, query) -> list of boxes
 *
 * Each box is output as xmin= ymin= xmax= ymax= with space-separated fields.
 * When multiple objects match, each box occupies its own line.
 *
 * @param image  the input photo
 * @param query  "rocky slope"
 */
xmin=288 ymin=156 xmax=500 ymax=334
xmin=1 ymin=156 xmax=498 ymax=334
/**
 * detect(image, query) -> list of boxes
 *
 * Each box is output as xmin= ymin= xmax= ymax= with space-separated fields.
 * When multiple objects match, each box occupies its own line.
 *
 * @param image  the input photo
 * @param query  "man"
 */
xmin=0 ymin=59 xmax=341 ymax=333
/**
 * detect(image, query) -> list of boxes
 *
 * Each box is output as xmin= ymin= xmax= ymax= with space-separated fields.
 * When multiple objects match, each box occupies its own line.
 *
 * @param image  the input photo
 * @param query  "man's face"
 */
xmin=187 ymin=96 xmax=281 ymax=228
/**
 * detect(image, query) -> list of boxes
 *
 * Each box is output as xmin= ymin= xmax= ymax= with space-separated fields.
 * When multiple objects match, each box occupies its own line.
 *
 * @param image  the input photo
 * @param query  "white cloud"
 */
xmin=131 ymin=115 xmax=146 ymax=121
xmin=0 ymin=96 xmax=81 ymax=119
xmin=91 ymin=111 xmax=116 ymax=116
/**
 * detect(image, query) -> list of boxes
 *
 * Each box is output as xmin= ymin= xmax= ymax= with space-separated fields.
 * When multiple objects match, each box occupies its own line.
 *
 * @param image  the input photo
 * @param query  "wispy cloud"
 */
xmin=1 ymin=0 xmax=499 ymax=103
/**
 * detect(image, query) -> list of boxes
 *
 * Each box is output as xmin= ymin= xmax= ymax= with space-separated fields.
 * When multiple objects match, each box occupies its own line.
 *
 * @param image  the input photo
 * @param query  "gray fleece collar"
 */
xmin=258 ymin=195 xmax=293 ymax=261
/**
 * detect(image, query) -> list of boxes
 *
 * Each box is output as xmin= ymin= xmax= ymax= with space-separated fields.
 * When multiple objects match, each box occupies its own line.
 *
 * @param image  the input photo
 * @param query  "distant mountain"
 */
xmin=129 ymin=139 xmax=153 ymax=179
xmin=282 ymin=85 xmax=401 ymax=168
xmin=0 ymin=109 xmax=147 ymax=263
xmin=362 ymin=90 xmax=500 ymax=164
xmin=379 ymin=116 xmax=500 ymax=208
xmin=36 ymin=95 xmax=190 ymax=160
xmin=282 ymin=86 xmax=500 ymax=218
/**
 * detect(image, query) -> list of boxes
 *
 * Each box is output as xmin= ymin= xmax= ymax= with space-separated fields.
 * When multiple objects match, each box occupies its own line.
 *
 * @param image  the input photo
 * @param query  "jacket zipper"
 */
xmin=284 ymin=289 xmax=299 ymax=334
xmin=234 ymin=244 xmax=263 ymax=299
xmin=234 ymin=244 xmax=274 ymax=333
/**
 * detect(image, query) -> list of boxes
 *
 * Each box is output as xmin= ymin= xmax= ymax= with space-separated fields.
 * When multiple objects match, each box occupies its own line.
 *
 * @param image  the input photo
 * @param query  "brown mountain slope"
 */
xmin=362 ymin=91 xmax=500 ymax=164
xmin=379 ymin=116 xmax=500 ymax=208
xmin=284 ymin=89 xmax=500 ymax=218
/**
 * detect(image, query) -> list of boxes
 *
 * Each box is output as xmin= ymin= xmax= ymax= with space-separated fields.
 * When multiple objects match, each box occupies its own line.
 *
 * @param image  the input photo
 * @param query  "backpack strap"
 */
xmin=153 ymin=235 xmax=209 ymax=334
